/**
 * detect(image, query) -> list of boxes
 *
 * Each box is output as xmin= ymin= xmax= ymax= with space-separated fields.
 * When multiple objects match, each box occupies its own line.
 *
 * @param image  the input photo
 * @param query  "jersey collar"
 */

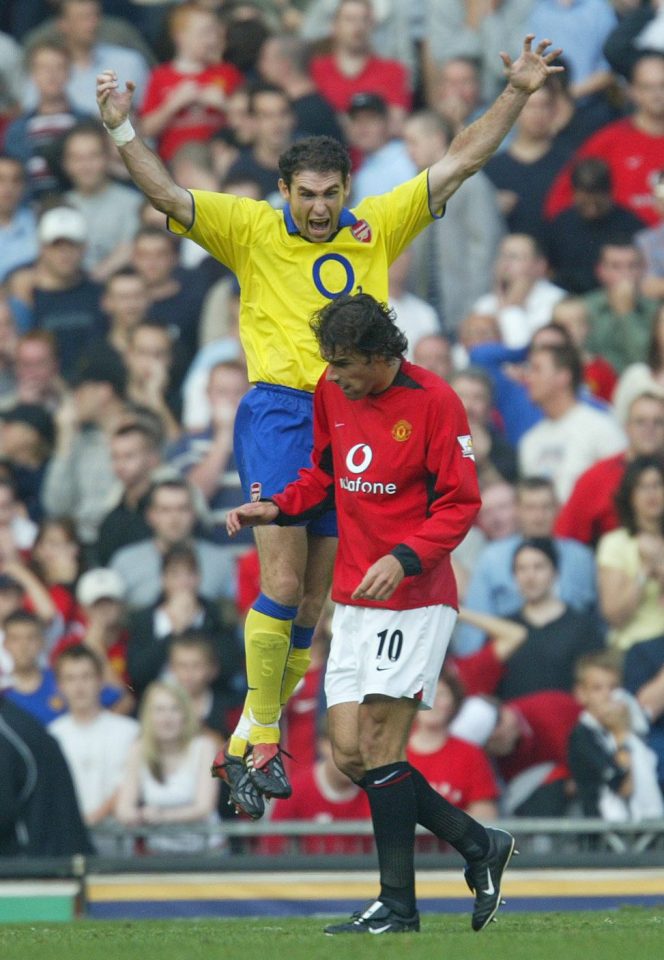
xmin=283 ymin=204 xmax=357 ymax=237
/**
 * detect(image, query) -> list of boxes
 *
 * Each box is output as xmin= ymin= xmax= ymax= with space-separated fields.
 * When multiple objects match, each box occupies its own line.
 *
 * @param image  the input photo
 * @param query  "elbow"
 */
xmin=599 ymin=603 xmax=631 ymax=630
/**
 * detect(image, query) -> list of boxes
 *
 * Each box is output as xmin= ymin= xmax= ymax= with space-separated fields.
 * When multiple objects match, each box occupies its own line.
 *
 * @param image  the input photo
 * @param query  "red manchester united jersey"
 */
xmin=272 ymin=361 xmax=481 ymax=610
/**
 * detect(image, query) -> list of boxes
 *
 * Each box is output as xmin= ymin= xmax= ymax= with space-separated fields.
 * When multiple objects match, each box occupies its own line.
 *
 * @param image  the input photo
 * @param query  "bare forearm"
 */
xmin=457 ymin=606 xmax=527 ymax=649
xmin=569 ymin=70 xmax=612 ymax=99
xmin=600 ymin=580 xmax=644 ymax=628
xmin=428 ymin=36 xmax=562 ymax=208
xmin=117 ymin=137 xmax=192 ymax=223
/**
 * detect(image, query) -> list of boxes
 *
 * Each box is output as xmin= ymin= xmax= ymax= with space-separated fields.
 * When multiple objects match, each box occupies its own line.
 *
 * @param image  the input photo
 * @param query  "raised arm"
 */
xmin=428 ymin=36 xmax=563 ymax=211
xmin=96 ymin=70 xmax=193 ymax=226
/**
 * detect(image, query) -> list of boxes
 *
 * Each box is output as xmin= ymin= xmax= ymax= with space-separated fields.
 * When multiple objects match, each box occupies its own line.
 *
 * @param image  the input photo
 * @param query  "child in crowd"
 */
xmin=3 ymin=610 xmax=65 ymax=723
xmin=569 ymin=651 xmax=663 ymax=821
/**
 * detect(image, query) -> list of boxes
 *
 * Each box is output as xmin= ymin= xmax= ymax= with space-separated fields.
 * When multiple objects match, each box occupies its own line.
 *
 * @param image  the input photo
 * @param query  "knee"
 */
xmin=260 ymin=568 xmax=303 ymax=608
xmin=331 ymin=742 xmax=365 ymax=783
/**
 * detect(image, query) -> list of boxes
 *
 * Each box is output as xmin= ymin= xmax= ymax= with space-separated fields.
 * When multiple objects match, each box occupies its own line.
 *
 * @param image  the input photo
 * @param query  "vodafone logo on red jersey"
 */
xmin=346 ymin=443 xmax=373 ymax=473
xmin=340 ymin=443 xmax=397 ymax=495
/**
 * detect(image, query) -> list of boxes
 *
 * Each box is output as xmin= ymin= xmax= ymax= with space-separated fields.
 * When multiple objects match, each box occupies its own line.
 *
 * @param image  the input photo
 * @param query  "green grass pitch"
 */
xmin=1 ymin=910 xmax=664 ymax=960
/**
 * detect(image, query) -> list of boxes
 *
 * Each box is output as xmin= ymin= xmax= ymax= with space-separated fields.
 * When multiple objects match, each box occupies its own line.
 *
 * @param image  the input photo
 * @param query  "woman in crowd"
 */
xmin=114 ymin=680 xmax=220 ymax=853
xmin=597 ymin=456 xmax=664 ymax=651
xmin=29 ymin=518 xmax=84 ymax=635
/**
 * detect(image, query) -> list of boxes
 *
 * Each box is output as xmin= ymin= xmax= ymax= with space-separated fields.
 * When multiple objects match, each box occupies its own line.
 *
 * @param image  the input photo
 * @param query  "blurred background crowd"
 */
xmin=2 ymin=0 xmax=664 ymax=858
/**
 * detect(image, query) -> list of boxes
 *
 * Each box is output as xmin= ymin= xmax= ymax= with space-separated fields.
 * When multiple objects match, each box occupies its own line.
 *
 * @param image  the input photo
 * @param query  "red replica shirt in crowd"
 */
xmin=497 ymin=691 xmax=582 ymax=785
xmin=554 ymin=452 xmax=626 ymax=546
xmin=140 ymin=62 xmax=243 ymax=162
xmin=408 ymin=737 xmax=499 ymax=809
xmin=272 ymin=361 xmax=481 ymax=610
xmin=545 ymin=119 xmax=664 ymax=226
xmin=584 ymin=356 xmax=618 ymax=404
xmin=261 ymin=765 xmax=372 ymax=855
xmin=310 ymin=54 xmax=412 ymax=113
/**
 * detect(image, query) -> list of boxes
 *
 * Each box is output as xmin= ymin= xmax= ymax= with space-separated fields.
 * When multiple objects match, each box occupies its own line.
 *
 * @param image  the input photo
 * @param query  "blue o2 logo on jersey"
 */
xmin=312 ymin=253 xmax=355 ymax=299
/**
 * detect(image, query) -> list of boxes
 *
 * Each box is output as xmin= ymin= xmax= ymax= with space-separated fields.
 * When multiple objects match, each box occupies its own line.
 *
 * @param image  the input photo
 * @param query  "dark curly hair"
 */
xmin=614 ymin=454 xmax=664 ymax=535
xmin=310 ymin=293 xmax=408 ymax=361
xmin=278 ymin=136 xmax=351 ymax=188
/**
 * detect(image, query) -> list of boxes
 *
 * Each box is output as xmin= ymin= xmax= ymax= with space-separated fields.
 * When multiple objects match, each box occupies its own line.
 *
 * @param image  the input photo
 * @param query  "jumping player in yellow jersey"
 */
xmin=96 ymin=35 xmax=563 ymax=818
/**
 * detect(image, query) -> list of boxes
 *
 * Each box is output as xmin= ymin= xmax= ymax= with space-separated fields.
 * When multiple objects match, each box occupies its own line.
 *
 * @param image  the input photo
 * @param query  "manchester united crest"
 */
xmin=351 ymin=219 xmax=372 ymax=243
xmin=392 ymin=419 xmax=412 ymax=442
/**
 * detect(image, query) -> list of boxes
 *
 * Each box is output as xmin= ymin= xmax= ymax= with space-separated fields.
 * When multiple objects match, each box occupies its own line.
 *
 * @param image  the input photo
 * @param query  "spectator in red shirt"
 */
xmin=546 ymin=53 xmax=664 ymax=227
xmin=309 ymin=0 xmax=411 ymax=134
xmin=262 ymin=730 xmax=372 ymax=856
xmin=555 ymin=391 xmax=664 ymax=546
xmin=408 ymin=671 xmax=499 ymax=822
xmin=139 ymin=2 xmax=243 ymax=164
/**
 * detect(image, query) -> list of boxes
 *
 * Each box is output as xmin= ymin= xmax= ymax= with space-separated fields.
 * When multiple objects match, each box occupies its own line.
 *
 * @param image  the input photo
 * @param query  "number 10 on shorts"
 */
xmin=376 ymin=628 xmax=403 ymax=664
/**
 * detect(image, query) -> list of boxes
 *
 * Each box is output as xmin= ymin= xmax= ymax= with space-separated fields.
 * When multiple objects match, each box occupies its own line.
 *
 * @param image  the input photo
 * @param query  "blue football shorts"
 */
xmin=234 ymin=382 xmax=337 ymax=537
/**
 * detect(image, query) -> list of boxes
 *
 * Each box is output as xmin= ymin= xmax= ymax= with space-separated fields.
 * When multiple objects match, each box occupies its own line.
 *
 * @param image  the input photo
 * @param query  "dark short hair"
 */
xmin=112 ymin=420 xmax=161 ymax=451
xmin=247 ymin=81 xmax=291 ymax=114
xmin=62 ymin=119 xmax=107 ymax=153
xmin=169 ymin=628 xmax=219 ymax=667
xmin=515 ymin=476 xmax=556 ymax=498
xmin=161 ymin=542 xmax=199 ymax=573
xmin=571 ymin=157 xmax=612 ymax=194
xmin=311 ymin=292 xmax=408 ymax=361
xmin=529 ymin=342 xmax=583 ymax=393
xmin=512 ymin=536 xmax=559 ymax=571
xmin=3 ymin=610 xmax=42 ymax=631
xmin=629 ymin=50 xmax=664 ymax=83
xmin=148 ymin=477 xmax=192 ymax=508
xmin=278 ymin=136 xmax=350 ymax=188
xmin=614 ymin=455 xmax=664 ymax=535
xmin=54 ymin=643 xmax=103 ymax=677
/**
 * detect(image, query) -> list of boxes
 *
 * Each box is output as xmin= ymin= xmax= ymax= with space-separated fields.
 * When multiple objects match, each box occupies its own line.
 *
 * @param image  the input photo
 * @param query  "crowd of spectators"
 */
xmin=2 ymin=0 xmax=664 ymax=857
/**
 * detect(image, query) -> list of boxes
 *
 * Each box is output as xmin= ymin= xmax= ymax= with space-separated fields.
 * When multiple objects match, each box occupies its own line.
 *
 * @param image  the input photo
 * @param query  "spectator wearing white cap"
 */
xmin=5 ymin=206 xmax=105 ymax=380
xmin=49 ymin=566 xmax=133 ymax=716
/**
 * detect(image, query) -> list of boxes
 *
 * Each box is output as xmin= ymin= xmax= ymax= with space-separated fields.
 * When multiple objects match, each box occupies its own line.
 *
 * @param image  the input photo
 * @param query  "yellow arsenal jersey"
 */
xmin=169 ymin=170 xmax=438 ymax=392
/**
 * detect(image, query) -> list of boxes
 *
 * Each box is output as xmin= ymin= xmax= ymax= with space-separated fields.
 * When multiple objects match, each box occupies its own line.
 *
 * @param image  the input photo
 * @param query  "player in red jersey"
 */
xmin=227 ymin=293 xmax=517 ymax=935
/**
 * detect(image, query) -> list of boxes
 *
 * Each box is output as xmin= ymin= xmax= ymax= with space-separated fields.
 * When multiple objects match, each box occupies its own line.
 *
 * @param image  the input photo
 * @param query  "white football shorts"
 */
xmin=325 ymin=603 xmax=457 ymax=710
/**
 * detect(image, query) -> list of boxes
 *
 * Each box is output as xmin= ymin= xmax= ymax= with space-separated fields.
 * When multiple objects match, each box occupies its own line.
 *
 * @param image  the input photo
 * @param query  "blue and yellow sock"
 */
xmin=280 ymin=624 xmax=315 ymax=707
xmin=228 ymin=594 xmax=297 ymax=754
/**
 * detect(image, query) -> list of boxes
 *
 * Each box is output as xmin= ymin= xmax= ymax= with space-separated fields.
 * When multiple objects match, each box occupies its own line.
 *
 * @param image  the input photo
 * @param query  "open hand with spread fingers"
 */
xmin=96 ymin=69 xmax=136 ymax=129
xmin=501 ymin=34 xmax=564 ymax=95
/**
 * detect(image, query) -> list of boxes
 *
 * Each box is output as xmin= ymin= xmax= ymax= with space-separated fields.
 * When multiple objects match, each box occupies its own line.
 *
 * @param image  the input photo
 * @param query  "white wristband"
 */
xmin=104 ymin=117 xmax=136 ymax=147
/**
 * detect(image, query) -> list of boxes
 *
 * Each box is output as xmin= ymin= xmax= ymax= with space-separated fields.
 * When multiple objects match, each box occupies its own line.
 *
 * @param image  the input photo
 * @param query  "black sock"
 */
xmin=409 ymin=764 xmax=489 ymax=861
xmin=361 ymin=762 xmax=417 ymax=915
